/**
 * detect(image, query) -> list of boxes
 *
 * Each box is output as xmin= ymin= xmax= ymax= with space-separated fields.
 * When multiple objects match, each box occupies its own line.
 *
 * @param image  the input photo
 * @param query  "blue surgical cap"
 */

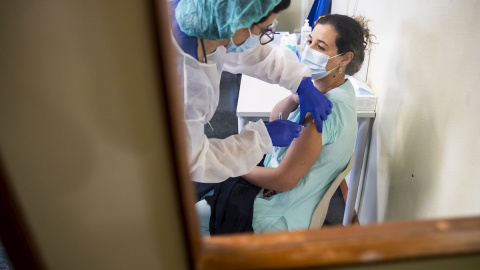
xmin=175 ymin=0 xmax=282 ymax=40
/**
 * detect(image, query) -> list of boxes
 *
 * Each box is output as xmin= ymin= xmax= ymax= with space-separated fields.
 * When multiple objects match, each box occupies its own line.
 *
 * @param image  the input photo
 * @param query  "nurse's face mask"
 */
xmin=226 ymin=28 xmax=259 ymax=53
xmin=301 ymin=45 xmax=344 ymax=80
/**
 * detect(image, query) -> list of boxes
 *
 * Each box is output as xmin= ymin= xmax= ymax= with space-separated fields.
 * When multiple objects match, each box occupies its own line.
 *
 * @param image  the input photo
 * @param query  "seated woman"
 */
xmin=196 ymin=14 xmax=374 ymax=234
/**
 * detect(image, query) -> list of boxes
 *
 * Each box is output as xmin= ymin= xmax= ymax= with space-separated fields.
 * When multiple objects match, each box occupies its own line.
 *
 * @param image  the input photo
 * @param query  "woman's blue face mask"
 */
xmin=301 ymin=45 xmax=344 ymax=80
xmin=226 ymin=28 xmax=259 ymax=53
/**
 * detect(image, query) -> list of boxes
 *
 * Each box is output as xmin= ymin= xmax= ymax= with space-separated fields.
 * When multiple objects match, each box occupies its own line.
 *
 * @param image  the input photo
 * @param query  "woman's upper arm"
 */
xmin=243 ymin=116 xmax=322 ymax=191
xmin=273 ymin=116 xmax=323 ymax=191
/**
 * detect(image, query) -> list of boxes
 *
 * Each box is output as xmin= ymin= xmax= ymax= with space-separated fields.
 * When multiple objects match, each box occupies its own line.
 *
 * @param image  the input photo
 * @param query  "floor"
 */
xmin=206 ymin=72 xmax=346 ymax=227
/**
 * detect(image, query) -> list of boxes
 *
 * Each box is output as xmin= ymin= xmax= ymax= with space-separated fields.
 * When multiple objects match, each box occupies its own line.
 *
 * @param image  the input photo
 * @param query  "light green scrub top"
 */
xmin=252 ymin=79 xmax=357 ymax=232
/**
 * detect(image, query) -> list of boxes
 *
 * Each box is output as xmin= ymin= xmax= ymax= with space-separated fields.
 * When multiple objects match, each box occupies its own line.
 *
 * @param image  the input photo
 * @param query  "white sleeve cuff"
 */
xmin=243 ymin=120 xmax=274 ymax=154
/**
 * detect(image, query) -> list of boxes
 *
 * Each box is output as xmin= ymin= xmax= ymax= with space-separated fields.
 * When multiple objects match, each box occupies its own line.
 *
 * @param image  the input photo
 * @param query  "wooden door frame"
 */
xmin=0 ymin=157 xmax=46 ymax=270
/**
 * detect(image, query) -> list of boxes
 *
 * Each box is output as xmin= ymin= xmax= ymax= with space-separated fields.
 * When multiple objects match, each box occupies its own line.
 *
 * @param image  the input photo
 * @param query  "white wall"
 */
xmin=276 ymin=0 xmax=315 ymax=33
xmin=331 ymin=0 xmax=480 ymax=223
xmin=0 ymin=1 xmax=188 ymax=269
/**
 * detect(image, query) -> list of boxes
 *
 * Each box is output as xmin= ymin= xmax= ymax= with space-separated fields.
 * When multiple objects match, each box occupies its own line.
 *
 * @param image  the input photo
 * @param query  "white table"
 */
xmin=236 ymin=75 xmax=375 ymax=226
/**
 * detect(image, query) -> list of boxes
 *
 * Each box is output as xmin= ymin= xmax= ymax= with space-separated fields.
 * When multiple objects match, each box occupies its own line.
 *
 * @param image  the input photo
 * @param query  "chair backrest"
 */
xmin=309 ymin=153 xmax=355 ymax=229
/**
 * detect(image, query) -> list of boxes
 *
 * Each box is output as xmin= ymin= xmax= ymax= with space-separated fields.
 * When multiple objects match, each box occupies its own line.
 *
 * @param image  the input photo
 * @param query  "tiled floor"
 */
xmin=205 ymin=72 xmax=345 ymax=227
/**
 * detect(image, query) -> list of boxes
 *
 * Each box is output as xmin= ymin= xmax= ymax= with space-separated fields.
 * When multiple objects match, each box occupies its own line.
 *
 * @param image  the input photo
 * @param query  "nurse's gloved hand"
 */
xmin=265 ymin=120 xmax=302 ymax=147
xmin=297 ymin=78 xmax=333 ymax=133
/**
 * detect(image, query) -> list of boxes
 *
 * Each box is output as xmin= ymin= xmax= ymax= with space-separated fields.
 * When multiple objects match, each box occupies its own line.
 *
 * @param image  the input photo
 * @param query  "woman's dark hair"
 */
xmin=256 ymin=0 xmax=291 ymax=24
xmin=315 ymin=14 xmax=375 ymax=75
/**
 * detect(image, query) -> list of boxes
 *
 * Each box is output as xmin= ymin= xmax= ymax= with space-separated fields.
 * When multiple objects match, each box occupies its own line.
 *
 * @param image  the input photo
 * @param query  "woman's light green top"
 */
xmin=253 ymin=79 xmax=358 ymax=232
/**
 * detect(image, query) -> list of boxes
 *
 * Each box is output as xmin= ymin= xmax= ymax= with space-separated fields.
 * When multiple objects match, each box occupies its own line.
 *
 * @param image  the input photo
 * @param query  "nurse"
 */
xmin=171 ymin=0 xmax=333 ymax=184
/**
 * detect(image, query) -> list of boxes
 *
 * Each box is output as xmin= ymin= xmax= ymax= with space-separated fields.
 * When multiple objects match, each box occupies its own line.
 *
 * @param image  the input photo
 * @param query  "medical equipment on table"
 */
xmin=300 ymin=19 xmax=312 ymax=53
xmin=280 ymin=34 xmax=288 ymax=47
xmin=280 ymin=33 xmax=297 ymax=54
xmin=349 ymin=78 xmax=377 ymax=111
xmin=287 ymin=33 xmax=297 ymax=53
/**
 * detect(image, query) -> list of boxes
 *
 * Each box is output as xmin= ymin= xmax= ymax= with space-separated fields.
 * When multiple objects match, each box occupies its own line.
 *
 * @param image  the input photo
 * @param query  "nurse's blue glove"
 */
xmin=265 ymin=120 xmax=302 ymax=147
xmin=297 ymin=77 xmax=333 ymax=133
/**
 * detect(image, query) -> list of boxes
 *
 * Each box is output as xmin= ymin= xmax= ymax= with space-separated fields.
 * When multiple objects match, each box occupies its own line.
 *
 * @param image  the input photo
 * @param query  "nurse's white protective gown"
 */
xmin=173 ymin=39 xmax=311 ymax=183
